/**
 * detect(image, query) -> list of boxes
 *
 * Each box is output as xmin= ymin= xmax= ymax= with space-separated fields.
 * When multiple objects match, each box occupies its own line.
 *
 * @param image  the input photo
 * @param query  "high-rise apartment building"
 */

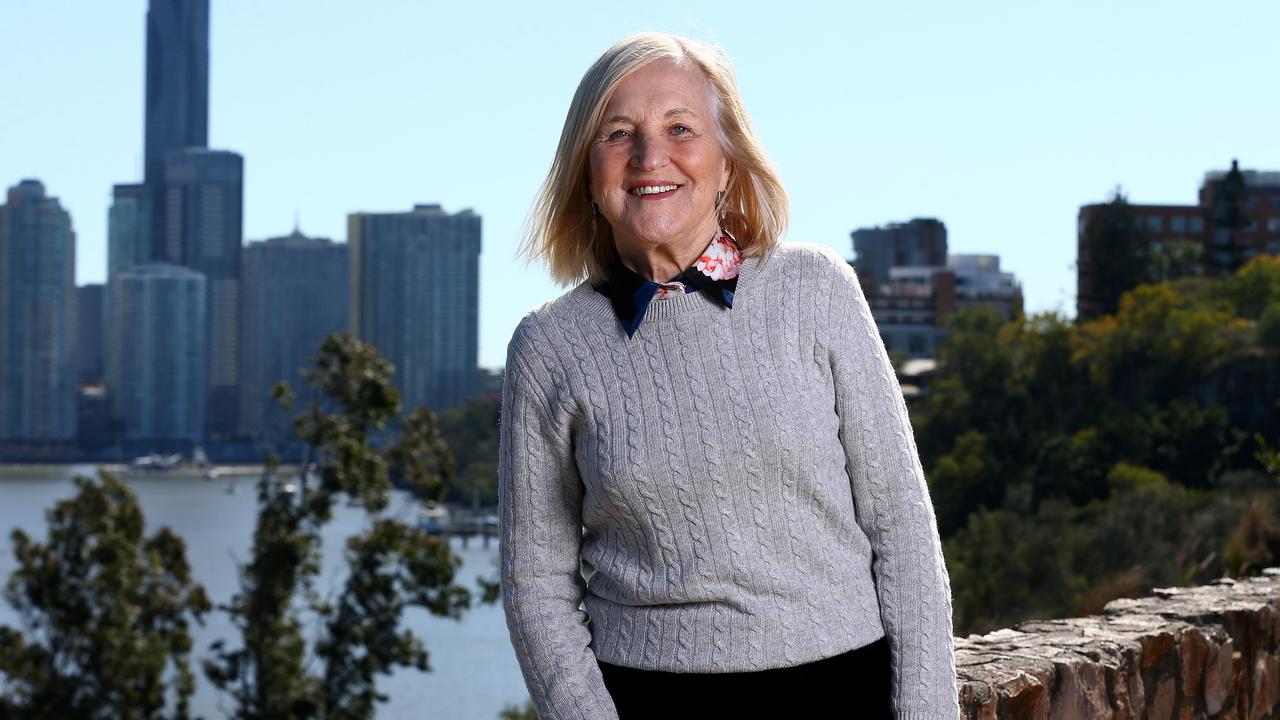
xmin=851 ymin=218 xmax=948 ymax=296
xmin=144 ymin=0 xmax=210 ymax=257
xmin=1077 ymin=160 xmax=1280 ymax=319
xmin=163 ymin=148 xmax=244 ymax=438
xmin=110 ymin=263 xmax=206 ymax=445
xmin=0 ymin=180 xmax=78 ymax=441
xmin=349 ymin=204 xmax=481 ymax=413
xmin=238 ymin=230 xmax=350 ymax=449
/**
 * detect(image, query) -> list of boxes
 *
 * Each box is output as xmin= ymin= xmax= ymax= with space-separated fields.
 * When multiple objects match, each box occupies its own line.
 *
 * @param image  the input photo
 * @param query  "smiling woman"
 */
xmin=586 ymin=58 xmax=730 ymax=283
xmin=501 ymin=32 xmax=960 ymax=720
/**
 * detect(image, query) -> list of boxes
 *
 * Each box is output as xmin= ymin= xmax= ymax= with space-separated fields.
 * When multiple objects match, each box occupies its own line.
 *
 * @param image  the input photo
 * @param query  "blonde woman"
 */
xmin=499 ymin=32 xmax=959 ymax=719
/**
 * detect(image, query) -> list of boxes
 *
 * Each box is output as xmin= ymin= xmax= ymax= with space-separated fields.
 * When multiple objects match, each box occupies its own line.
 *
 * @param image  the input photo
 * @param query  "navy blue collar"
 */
xmin=592 ymin=240 xmax=738 ymax=338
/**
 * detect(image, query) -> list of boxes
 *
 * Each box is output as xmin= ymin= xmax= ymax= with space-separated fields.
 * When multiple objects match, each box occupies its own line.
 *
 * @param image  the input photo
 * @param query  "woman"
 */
xmin=500 ymin=32 xmax=959 ymax=719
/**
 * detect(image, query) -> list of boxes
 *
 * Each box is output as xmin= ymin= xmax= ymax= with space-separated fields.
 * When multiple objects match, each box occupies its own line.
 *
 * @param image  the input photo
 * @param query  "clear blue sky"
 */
xmin=3 ymin=1 xmax=1278 ymax=369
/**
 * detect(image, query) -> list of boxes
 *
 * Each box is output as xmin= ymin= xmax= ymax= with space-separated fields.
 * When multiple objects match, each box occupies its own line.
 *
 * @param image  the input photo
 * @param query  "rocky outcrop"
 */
xmin=956 ymin=568 xmax=1280 ymax=719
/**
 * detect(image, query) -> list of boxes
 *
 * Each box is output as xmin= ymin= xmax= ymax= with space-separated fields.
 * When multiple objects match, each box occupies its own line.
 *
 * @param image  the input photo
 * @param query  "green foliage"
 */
xmin=436 ymin=396 xmax=501 ymax=506
xmin=945 ymin=497 xmax=1085 ymax=635
xmin=0 ymin=471 xmax=211 ymax=719
xmin=204 ymin=333 xmax=474 ymax=719
xmin=1071 ymin=283 xmax=1251 ymax=401
xmin=928 ymin=430 xmax=997 ymax=538
xmin=498 ymin=699 xmax=539 ymax=720
xmin=920 ymin=259 xmax=1280 ymax=634
xmin=1259 ymin=301 xmax=1280 ymax=348
xmin=1215 ymin=254 xmax=1280 ymax=320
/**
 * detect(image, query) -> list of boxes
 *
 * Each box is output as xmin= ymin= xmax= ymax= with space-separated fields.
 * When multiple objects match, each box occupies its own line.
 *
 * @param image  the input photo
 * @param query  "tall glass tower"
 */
xmin=0 ymin=180 xmax=77 ymax=441
xmin=144 ymin=0 xmax=209 ymax=259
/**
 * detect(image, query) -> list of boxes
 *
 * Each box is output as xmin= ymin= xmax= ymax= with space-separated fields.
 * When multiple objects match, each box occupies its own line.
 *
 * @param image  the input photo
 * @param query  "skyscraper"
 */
xmin=111 ymin=263 xmax=207 ymax=445
xmin=144 ymin=0 xmax=210 ymax=258
xmin=108 ymin=183 xmax=149 ymax=279
xmin=238 ymin=230 xmax=350 ymax=448
xmin=0 ymin=180 xmax=78 ymax=441
xmin=162 ymin=148 xmax=244 ymax=438
xmin=104 ymin=183 xmax=148 ymax=402
xmin=349 ymin=204 xmax=481 ymax=413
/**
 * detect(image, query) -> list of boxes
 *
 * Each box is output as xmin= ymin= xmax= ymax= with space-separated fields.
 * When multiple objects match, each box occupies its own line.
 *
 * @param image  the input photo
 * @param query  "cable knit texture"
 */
xmin=499 ymin=241 xmax=960 ymax=719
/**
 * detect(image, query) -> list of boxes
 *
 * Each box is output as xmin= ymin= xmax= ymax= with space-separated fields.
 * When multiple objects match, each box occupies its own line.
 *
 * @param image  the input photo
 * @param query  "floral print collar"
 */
xmin=592 ymin=229 xmax=743 ymax=338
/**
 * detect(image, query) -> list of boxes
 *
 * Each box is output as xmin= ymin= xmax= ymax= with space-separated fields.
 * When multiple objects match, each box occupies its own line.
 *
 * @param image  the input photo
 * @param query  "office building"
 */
xmin=1077 ymin=160 xmax=1280 ymax=318
xmin=0 ymin=180 xmax=77 ymax=441
xmin=144 ymin=0 xmax=210 ymax=257
xmin=851 ymin=218 xmax=948 ymax=296
xmin=349 ymin=204 xmax=481 ymax=412
xmin=110 ymin=263 xmax=206 ymax=444
xmin=238 ymin=230 xmax=350 ymax=448
xmin=163 ymin=148 xmax=244 ymax=437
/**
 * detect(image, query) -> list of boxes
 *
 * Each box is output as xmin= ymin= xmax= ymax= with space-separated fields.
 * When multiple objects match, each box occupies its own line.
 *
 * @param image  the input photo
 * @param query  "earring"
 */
xmin=715 ymin=190 xmax=727 ymax=220
xmin=589 ymin=201 xmax=599 ymax=240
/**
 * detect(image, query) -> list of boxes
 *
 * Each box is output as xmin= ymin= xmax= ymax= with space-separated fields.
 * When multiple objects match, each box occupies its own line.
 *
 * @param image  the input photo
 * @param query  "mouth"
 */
xmin=628 ymin=183 xmax=682 ymax=198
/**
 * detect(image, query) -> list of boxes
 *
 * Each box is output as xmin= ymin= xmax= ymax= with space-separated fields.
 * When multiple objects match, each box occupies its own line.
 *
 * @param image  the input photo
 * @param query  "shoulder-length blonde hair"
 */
xmin=521 ymin=32 xmax=788 ymax=287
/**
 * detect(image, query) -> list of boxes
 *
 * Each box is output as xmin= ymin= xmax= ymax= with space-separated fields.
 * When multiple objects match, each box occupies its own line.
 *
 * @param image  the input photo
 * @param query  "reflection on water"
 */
xmin=0 ymin=465 xmax=527 ymax=719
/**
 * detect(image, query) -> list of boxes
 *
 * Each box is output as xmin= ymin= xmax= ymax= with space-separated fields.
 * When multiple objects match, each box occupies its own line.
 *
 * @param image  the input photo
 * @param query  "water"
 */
xmin=0 ymin=465 xmax=529 ymax=720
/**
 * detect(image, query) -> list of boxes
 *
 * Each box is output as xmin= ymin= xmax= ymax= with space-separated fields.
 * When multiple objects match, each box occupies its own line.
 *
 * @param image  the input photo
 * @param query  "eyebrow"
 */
xmin=601 ymin=108 xmax=698 ymax=125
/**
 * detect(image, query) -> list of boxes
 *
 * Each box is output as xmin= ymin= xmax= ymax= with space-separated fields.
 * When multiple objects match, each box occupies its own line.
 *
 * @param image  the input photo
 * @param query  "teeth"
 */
xmin=630 ymin=185 xmax=678 ymax=196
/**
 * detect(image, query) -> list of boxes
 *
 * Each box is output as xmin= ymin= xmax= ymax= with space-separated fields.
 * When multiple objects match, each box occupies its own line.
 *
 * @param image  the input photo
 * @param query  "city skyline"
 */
xmin=3 ymin=1 xmax=1279 ymax=369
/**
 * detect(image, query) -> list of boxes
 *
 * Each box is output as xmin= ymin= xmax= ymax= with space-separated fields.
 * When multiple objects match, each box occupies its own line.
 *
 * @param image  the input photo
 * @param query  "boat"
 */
xmin=130 ymin=453 xmax=183 ymax=472
xmin=417 ymin=504 xmax=451 ymax=536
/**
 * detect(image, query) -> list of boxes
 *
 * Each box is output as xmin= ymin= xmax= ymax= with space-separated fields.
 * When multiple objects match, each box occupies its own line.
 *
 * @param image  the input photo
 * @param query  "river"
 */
xmin=0 ymin=464 xmax=529 ymax=720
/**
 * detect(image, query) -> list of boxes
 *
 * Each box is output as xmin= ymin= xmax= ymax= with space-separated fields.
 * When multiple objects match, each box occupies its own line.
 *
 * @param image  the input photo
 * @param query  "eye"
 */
xmin=671 ymin=124 xmax=692 ymax=135
xmin=606 ymin=128 xmax=630 ymax=140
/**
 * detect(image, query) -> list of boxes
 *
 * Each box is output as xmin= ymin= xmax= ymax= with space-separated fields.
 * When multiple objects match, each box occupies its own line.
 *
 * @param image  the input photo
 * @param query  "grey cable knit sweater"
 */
xmin=499 ymin=241 xmax=959 ymax=719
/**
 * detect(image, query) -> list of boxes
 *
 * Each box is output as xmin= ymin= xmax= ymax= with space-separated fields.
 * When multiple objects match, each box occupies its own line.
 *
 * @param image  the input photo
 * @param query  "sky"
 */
xmin=2 ymin=1 xmax=1278 ymax=369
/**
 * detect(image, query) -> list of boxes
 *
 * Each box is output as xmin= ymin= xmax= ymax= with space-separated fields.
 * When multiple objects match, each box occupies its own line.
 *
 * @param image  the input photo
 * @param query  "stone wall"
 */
xmin=956 ymin=568 xmax=1280 ymax=719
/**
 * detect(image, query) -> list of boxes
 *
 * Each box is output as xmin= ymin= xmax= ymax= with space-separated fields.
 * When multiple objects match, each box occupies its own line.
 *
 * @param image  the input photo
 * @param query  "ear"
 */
xmin=719 ymin=158 xmax=733 ymax=194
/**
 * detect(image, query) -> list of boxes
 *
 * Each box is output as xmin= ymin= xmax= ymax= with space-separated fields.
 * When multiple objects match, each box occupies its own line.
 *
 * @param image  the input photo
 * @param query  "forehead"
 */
xmin=603 ymin=58 xmax=714 ymax=117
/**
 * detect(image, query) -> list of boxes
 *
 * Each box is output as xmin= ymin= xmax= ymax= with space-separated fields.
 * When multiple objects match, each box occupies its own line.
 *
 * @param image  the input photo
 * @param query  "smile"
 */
xmin=629 ymin=184 xmax=680 ymax=196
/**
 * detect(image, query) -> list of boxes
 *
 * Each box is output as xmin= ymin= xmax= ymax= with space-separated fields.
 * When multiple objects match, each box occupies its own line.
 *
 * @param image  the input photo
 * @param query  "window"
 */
xmin=1171 ymin=216 xmax=1187 ymax=233
xmin=1146 ymin=216 xmax=1164 ymax=233
xmin=1268 ymin=218 xmax=1280 ymax=233
xmin=1189 ymin=217 xmax=1205 ymax=233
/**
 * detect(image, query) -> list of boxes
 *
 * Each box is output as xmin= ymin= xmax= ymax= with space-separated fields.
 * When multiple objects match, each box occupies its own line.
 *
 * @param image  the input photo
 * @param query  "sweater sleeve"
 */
xmin=822 ymin=251 xmax=961 ymax=720
xmin=499 ymin=325 xmax=620 ymax=720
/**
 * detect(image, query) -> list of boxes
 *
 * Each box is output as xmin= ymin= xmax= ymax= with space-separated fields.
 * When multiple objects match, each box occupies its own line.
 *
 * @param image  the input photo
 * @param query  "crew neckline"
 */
xmin=569 ymin=249 xmax=772 ymax=337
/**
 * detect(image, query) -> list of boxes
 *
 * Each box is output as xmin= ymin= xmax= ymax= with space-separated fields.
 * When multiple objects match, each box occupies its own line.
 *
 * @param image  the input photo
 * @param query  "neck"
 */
xmin=613 ymin=218 xmax=721 ymax=282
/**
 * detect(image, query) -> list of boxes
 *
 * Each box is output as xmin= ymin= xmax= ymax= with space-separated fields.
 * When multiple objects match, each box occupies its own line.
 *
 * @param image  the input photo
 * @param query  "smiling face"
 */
xmin=587 ymin=58 xmax=731 ymax=277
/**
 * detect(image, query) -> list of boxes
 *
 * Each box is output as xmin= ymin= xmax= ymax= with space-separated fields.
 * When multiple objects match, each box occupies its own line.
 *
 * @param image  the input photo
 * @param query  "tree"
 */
xmin=1079 ymin=188 xmax=1149 ymax=320
xmin=1209 ymin=159 xmax=1250 ymax=275
xmin=203 ymin=333 xmax=476 ymax=719
xmin=436 ymin=395 xmax=501 ymax=506
xmin=0 ymin=471 xmax=211 ymax=719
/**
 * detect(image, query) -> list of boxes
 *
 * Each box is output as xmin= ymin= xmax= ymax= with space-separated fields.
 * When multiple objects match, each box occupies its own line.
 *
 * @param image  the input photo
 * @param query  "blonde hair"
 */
xmin=521 ymin=32 xmax=789 ymax=286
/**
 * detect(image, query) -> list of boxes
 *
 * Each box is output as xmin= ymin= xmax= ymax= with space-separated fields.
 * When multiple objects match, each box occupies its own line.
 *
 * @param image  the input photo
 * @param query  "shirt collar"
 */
xmin=593 ymin=229 xmax=742 ymax=338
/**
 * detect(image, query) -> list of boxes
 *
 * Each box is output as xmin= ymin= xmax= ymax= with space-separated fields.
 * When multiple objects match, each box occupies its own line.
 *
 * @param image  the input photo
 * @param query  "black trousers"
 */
xmin=596 ymin=635 xmax=892 ymax=719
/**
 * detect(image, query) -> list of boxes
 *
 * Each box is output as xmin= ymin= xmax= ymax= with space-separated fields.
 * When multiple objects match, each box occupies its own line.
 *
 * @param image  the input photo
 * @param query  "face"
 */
xmin=587 ymin=58 xmax=731 ymax=264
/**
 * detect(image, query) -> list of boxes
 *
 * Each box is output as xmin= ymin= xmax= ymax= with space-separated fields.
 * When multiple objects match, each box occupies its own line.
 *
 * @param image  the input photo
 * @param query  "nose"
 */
xmin=630 ymin=132 xmax=668 ymax=171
